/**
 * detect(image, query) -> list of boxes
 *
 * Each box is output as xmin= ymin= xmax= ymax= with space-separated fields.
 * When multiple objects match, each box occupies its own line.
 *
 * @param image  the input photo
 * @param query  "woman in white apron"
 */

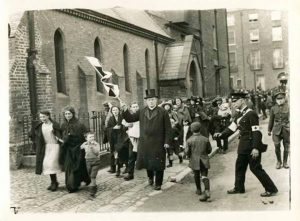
xmin=31 ymin=111 xmax=62 ymax=191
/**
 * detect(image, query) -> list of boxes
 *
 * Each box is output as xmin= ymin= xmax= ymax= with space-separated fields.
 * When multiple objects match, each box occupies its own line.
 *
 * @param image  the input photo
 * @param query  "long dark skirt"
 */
xmin=60 ymin=135 xmax=91 ymax=192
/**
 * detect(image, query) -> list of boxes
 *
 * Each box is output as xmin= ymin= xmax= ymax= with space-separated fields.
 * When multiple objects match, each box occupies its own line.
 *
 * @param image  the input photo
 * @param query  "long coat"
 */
xmin=60 ymin=118 xmax=90 ymax=192
xmin=123 ymin=106 xmax=171 ymax=171
xmin=106 ymin=114 xmax=129 ymax=164
xmin=30 ymin=120 xmax=62 ymax=175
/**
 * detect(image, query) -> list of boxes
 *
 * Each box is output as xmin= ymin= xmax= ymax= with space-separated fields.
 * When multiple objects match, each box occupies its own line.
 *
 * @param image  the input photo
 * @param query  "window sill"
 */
xmin=96 ymin=92 xmax=105 ymax=96
xmin=272 ymin=66 xmax=284 ymax=70
xmin=57 ymin=92 xmax=68 ymax=98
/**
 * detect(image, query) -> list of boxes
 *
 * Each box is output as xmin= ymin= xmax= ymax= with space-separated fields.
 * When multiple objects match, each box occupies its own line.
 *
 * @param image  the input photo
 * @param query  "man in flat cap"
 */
xmin=121 ymin=89 xmax=171 ymax=190
xmin=268 ymin=91 xmax=290 ymax=169
xmin=215 ymin=92 xmax=278 ymax=197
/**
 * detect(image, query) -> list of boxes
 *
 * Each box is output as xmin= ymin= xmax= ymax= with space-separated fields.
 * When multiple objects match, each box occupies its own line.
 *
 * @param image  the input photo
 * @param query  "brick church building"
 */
xmin=9 ymin=8 xmax=230 ymax=168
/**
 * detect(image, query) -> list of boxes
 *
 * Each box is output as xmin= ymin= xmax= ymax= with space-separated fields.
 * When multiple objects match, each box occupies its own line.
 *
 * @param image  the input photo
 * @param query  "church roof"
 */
xmin=94 ymin=7 xmax=170 ymax=38
xmin=8 ymin=11 xmax=25 ymax=37
xmin=160 ymin=35 xmax=194 ymax=80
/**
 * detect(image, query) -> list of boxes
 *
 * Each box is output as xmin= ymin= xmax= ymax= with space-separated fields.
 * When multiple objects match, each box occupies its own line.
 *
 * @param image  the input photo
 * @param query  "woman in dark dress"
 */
xmin=59 ymin=106 xmax=91 ymax=193
xmin=106 ymin=106 xmax=129 ymax=177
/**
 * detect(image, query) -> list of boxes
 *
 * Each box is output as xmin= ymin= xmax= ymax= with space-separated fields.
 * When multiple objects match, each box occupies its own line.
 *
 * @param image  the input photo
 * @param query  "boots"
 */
xmin=108 ymin=165 xmax=116 ymax=173
xmin=179 ymin=155 xmax=183 ymax=164
xmin=199 ymin=177 xmax=210 ymax=202
xmin=49 ymin=175 xmax=59 ymax=191
xmin=116 ymin=164 xmax=121 ymax=177
xmin=283 ymin=151 xmax=289 ymax=169
xmin=275 ymin=145 xmax=282 ymax=169
xmin=167 ymin=160 xmax=173 ymax=168
xmin=90 ymin=185 xmax=97 ymax=197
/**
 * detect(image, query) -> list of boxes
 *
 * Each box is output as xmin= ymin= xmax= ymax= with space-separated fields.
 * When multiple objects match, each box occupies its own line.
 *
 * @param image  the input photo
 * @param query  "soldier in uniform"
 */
xmin=268 ymin=91 xmax=290 ymax=169
xmin=215 ymin=92 xmax=278 ymax=197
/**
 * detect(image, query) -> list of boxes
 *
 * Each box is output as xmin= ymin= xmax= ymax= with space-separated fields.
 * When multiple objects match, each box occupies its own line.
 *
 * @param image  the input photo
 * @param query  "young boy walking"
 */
xmin=81 ymin=132 xmax=101 ymax=197
xmin=186 ymin=122 xmax=212 ymax=202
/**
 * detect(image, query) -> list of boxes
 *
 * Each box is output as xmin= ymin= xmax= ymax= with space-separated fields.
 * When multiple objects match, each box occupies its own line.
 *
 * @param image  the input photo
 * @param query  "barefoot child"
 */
xmin=81 ymin=132 xmax=101 ymax=197
xmin=186 ymin=122 xmax=212 ymax=202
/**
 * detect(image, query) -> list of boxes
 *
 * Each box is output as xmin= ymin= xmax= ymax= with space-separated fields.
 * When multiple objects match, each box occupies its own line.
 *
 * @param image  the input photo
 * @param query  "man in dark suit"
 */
xmin=268 ymin=91 xmax=289 ymax=169
xmin=215 ymin=92 xmax=278 ymax=197
xmin=121 ymin=89 xmax=171 ymax=190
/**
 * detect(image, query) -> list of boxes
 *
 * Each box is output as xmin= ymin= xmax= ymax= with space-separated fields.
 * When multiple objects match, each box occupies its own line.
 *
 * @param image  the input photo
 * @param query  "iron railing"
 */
xmin=19 ymin=111 xmax=110 ymax=155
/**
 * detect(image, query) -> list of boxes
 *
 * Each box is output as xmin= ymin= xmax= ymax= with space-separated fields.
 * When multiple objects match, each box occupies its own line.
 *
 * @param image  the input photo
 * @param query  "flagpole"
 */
xmin=90 ymin=64 xmax=104 ymax=79
xmin=86 ymin=57 xmax=123 ymax=102
xmin=91 ymin=62 xmax=123 ymax=103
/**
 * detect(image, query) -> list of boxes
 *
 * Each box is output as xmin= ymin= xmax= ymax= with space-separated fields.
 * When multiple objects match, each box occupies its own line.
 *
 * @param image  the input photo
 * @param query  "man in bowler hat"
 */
xmin=121 ymin=89 xmax=171 ymax=190
xmin=215 ymin=92 xmax=278 ymax=197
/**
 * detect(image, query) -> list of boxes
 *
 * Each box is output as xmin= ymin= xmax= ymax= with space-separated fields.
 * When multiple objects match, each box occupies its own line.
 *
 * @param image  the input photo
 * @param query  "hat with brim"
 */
xmin=277 ymin=72 xmax=288 ymax=81
xmin=274 ymin=91 xmax=286 ymax=98
xmin=162 ymin=101 xmax=173 ymax=109
xmin=144 ymin=89 xmax=159 ymax=99
xmin=230 ymin=92 xmax=248 ymax=102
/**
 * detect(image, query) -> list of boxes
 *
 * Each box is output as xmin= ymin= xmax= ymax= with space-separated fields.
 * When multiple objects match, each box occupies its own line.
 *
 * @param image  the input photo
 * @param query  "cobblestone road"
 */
xmin=10 ymin=156 xmax=191 ymax=213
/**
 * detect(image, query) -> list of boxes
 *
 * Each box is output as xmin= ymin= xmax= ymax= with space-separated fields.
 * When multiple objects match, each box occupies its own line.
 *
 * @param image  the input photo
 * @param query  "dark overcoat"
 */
xmin=60 ymin=118 xmax=90 ymax=192
xmin=106 ymin=115 xmax=129 ymax=164
xmin=30 ymin=120 xmax=62 ymax=175
xmin=123 ymin=106 xmax=171 ymax=171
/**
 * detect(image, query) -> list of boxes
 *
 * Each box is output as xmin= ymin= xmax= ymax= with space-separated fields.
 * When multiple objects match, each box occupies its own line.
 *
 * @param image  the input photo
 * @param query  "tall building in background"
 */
xmin=227 ymin=9 xmax=288 ymax=91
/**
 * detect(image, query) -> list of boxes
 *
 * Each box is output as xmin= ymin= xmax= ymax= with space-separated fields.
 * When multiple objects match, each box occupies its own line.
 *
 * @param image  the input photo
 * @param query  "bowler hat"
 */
xmin=144 ymin=89 xmax=158 ymax=99
xmin=230 ymin=92 xmax=248 ymax=102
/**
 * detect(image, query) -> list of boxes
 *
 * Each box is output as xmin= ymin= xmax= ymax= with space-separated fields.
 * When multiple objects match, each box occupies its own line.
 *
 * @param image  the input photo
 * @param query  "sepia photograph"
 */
xmin=1 ymin=0 xmax=300 ymax=220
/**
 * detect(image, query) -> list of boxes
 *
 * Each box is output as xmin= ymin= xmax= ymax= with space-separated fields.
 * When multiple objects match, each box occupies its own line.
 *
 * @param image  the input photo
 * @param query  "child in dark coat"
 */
xmin=186 ymin=122 xmax=212 ymax=202
xmin=167 ymin=119 xmax=183 ymax=167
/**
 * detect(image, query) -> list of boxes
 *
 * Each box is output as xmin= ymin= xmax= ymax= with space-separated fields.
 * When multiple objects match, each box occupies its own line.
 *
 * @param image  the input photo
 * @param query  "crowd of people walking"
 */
xmin=30 ymin=80 xmax=289 ymax=202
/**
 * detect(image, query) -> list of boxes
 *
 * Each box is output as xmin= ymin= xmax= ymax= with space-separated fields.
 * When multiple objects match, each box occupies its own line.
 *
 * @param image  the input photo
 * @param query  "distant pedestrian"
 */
xmin=186 ymin=122 xmax=212 ymax=202
xmin=80 ymin=132 xmax=101 ymax=197
xmin=210 ymin=97 xmax=231 ymax=154
xmin=175 ymin=98 xmax=192 ymax=126
xmin=30 ymin=110 xmax=63 ymax=192
xmin=268 ymin=91 xmax=290 ymax=169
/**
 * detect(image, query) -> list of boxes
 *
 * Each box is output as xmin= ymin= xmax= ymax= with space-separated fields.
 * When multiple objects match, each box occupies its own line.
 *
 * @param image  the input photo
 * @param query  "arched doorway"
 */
xmin=188 ymin=59 xmax=203 ymax=97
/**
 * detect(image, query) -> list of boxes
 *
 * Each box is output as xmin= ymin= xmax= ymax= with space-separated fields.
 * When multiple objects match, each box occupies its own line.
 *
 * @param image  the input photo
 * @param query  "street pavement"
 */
xmin=136 ymin=118 xmax=290 ymax=211
xmin=9 ymin=118 xmax=289 ymax=213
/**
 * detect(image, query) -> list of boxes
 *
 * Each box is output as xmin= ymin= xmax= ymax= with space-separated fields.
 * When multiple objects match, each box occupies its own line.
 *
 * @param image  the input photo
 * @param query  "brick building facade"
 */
xmin=8 ymin=8 xmax=230 ymax=168
xmin=227 ymin=9 xmax=289 ymax=91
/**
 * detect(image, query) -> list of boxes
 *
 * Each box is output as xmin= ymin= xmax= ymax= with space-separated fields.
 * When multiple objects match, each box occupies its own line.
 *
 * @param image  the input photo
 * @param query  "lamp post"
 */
xmin=246 ymin=54 xmax=259 ymax=113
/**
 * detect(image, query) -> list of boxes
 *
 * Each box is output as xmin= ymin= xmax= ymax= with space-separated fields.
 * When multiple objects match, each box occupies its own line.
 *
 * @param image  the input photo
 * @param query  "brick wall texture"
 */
xmin=9 ymin=9 xmax=230 ymax=168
